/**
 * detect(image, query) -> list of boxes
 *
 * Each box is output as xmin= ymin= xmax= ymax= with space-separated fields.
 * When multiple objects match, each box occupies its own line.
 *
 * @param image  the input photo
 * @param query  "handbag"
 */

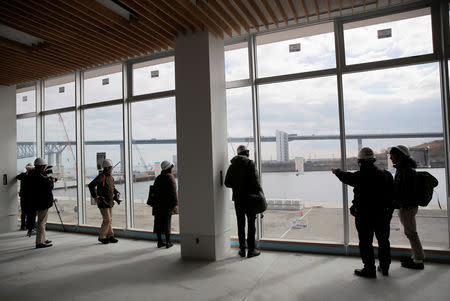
xmin=248 ymin=190 xmax=267 ymax=214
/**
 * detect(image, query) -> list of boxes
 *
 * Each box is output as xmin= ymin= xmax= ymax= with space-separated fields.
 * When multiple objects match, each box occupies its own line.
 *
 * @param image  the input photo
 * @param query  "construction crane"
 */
xmin=57 ymin=113 xmax=76 ymax=162
xmin=134 ymin=144 xmax=149 ymax=171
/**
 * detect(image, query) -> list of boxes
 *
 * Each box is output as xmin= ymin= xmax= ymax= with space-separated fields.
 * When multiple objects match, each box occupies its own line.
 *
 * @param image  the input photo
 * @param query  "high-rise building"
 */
xmin=276 ymin=130 xmax=289 ymax=162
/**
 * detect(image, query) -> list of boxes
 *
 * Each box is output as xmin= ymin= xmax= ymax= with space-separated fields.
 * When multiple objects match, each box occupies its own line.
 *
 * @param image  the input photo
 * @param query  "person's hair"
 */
xmin=161 ymin=165 xmax=173 ymax=174
xmin=358 ymin=158 xmax=376 ymax=165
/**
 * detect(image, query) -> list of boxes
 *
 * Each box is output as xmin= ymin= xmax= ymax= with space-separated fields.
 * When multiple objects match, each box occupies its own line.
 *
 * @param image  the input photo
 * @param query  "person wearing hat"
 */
xmin=225 ymin=145 xmax=262 ymax=258
xmin=16 ymin=163 xmax=34 ymax=232
xmin=389 ymin=145 xmax=424 ymax=270
xmin=152 ymin=160 xmax=178 ymax=248
xmin=332 ymin=147 xmax=394 ymax=278
xmin=88 ymin=159 xmax=120 ymax=244
xmin=28 ymin=158 xmax=55 ymax=248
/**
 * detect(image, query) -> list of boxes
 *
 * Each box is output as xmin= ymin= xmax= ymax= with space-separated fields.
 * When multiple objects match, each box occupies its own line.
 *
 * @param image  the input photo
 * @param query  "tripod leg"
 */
xmin=53 ymin=200 xmax=65 ymax=232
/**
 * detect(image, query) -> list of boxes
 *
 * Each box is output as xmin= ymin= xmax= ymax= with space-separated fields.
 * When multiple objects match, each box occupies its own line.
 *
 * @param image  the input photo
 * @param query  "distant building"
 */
xmin=276 ymin=130 xmax=289 ymax=162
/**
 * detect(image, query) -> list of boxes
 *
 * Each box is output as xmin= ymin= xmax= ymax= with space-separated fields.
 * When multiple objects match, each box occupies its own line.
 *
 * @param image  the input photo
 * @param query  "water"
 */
xmin=53 ymin=169 xmax=448 ymax=210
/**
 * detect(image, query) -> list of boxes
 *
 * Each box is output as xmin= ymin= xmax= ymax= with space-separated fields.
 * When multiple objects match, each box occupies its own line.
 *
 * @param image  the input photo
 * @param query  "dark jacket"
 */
xmin=393 ymin=157 xmax=418 ymax=208
xmin=16 ymin=171 xmax=33 ymax=210
xmin=225 ymin=155 xmax=261 ymax=204
xmin=27 ymin=169 xmax=54 ymax=211
xmin=88 ymin=171 xmax=118 ymax=208
xmin=152 ymin=173 xmax=178 ymax=216
xmin=334 ymin=164 xmax=394 ymax=217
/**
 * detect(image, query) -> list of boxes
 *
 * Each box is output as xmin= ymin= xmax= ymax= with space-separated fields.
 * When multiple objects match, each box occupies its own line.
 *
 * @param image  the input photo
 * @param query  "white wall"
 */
xmin=0 ymin=85 xmax=17 ymax=233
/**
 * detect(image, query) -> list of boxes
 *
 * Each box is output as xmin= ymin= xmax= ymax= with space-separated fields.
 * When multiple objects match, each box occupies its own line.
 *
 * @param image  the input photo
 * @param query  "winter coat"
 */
xmin=27 ymin=169 xmax=54 ymax=211
xmin=334 ymin=164 xmax=394 ymax=217
xmin=152 ymin=173 xmax=178 ymax=216
xmin=88 ymin=172 xmax=118 ymax=208
xmin=16 ymin=172 xmax=33 ymax=211
xmin=225 ymin=155 xmax=261 ymax=205
xmin=393 ymin=157 xmax=418 ymax=208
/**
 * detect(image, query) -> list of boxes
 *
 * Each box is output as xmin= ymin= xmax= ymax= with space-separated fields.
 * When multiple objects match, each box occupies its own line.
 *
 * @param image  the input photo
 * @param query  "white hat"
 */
xmin=358 ymin=147 xmax=375 ymax=160
xmin=102 ymin=159 xmax=113 ymax=168
xmin=390 ymin=145 xmax=410 ymax=157
xmin=34 ymin=158 xmax=47 ymax=166
xmin=161 ymin=160 xmax=174 ymax=171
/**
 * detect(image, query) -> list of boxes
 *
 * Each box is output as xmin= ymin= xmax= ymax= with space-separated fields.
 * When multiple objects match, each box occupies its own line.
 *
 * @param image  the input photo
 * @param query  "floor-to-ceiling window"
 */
xmin=343 ymin=8 xmax=448 ymax=249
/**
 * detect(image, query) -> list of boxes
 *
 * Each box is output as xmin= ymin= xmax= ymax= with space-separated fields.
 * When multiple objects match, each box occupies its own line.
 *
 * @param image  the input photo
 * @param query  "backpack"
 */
xmin=415 ymin=171 xmax=438 ymax=207
xmin=147 ymin=184 xmax=156 ymax=207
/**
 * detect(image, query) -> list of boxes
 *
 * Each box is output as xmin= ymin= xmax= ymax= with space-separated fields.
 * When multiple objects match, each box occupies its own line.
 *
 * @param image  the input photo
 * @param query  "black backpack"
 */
xmin=415 ymin=171 xmax=438 ymax=207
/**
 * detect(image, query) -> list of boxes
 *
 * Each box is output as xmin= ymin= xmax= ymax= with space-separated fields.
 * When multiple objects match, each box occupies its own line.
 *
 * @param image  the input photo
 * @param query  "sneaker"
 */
xmin=354 ymin=268 xmax=376 ymax=278
xmin=247 ymin=249 xmax=261 ymax=258
xmin=166 ymin=242 xmax=173 ymax=249
xmin=400 ymin=257 xmax=414 ymax=264
xmin=401 ymin=261 xmax=424 ymax=270
xmin=36 ymin=243 xmax=52 ymax=249
xmin=108 ymin=237 xmax=118 ymax=243
xmin=44 ymin=240 xmax=52 ymax=244
xmin=377 ymin=265 xmax=389 ymax=276
xmin=157 ymin=241 xmax=166 ymax=248
xmin=238 ymin=249 xmax=246 ymax=258
xmin=98 ymin=238 xmax=109 ymax=244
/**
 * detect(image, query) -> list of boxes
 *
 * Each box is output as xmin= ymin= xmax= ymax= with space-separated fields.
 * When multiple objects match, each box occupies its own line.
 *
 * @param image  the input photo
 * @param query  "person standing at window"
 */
xmin=390 ymin=145 xmax=425 ymax=270
xmin=225 ymin=145 xmax=261 ymax=258
xmin=152 ymin=160 xmax=178 ymax=248
xmin=89 ymin=159 xmax=120 ymax=245
xmin=29 ymin=158 xmax=55 ymax=249
xmin=333 ymin=147 xmax=394 ymax=278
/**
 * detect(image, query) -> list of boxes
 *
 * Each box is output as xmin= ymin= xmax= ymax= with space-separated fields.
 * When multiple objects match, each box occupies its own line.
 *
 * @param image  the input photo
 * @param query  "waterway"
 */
xmin=53 ymin=168 xmax=447 ymax=210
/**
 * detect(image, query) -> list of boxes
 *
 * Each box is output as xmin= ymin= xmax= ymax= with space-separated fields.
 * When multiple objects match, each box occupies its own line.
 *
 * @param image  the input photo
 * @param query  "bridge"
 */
xmin=17 ymin=131 xmax=443 ymax=159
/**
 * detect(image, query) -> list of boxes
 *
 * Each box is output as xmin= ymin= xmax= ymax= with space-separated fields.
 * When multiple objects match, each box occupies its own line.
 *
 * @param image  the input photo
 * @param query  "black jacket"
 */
xmin=152 ymin=173 xmax=178 ymax=216
xmin=225 ymin=155 xmax=261 ymax=204
xmin=393 ymin=157 xmax=418 ymax=208
xmin=16 ymin=171 xmax=33 ymax=210
xmin=334 ymin=164 xmax=394 ymax=217
xmin=27 ymin=169 xmax=54 ymax=211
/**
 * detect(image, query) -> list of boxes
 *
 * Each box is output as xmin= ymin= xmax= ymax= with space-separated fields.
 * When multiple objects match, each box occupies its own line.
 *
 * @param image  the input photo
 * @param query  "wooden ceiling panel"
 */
xmin=0 ymin=0 xmax=413 ymax=86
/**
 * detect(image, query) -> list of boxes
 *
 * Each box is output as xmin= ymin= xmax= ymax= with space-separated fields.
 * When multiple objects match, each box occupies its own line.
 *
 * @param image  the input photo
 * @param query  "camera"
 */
xmin=44 ymin=168 xmax=58 ymax=182
xmin=113 ymin=194 xmax=122 ymax=205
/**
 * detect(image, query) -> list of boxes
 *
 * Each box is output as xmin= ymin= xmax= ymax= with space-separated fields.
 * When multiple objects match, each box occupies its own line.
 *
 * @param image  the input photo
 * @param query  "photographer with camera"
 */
xmin=88 ymin=159 xmax=120 ymax=244
xmin=29 ymin=158 xmax=56 ymax=249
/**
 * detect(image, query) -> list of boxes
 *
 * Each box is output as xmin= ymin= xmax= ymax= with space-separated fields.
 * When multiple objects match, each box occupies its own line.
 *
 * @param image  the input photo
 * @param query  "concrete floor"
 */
xmin=0 ymin=231 xmax=449 ymax=301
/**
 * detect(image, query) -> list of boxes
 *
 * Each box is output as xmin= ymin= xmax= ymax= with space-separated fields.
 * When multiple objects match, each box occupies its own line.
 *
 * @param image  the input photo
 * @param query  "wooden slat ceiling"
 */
xmin=0 ymin=0 xmax=415 ymax=86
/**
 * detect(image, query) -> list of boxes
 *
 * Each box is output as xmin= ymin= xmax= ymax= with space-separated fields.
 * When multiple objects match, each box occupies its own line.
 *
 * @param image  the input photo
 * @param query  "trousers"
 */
xmin=99 ymin=207 xmax=114 ymax=239
xmin=398 ymin=206 xmax=425 ymax=261
xmin=235 ymin=201 xmax=257 ymax=251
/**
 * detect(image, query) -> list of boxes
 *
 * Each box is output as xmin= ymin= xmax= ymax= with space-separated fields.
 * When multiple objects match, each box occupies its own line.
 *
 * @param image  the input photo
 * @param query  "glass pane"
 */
xmin=17 ymin=118 xmax=36 ymax=229
xmin=131 ymin=97 xmax=178 ymax=232
xmin=344 ymin=8 xmax=432 ymax=65
xmin=44 ymin=74 xmax=75 ymax=110
xmin=133 ymin=57 xmax=175 ymax=96
xmin=225 ymin=42 xmax=249 ymax=82
xmin=16 ymin=85 xmax=36 ymax=114
xmin=256 ymin=23 xmax=335 ymax=78
xmin=226 ymin=87 xmax=254 ymax=238
xmin=258 ymin=77 xmax=344 ymax=242
xmin=84 ymin=64 xmax=123 ymax=104
xmin=44 ymin=112 xmax=77 ymax=225
xmin=83 ymin=105 xmax=125 ymax=228
xmin=343 ymin=63 xmax=448 ymax=249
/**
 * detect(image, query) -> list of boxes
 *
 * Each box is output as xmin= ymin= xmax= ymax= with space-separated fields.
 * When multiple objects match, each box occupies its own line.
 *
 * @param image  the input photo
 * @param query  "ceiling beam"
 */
xmin=261 ymin=0 xmax=279 ymax=28
xmin=232 ymin=0 xmax=260 ymax=32
xmin=219 ymin=0 xmax=250 ymax=34
xmin=163 ymin=0 xmax=204 ymax=31
xmin=273 ymin=0 xmax=288 ymax=26
xmin=298 ymin=0 xmax=308 ymax=23
xmin=208 ymin=0 xmax=241 ymax=35
xmin=196 ymin=0 xmax=233 ymax=38
xmin=150 ymin=0 xmax=196 ymax=33
xmin=247 ymin=0 xmax=269 ymax=30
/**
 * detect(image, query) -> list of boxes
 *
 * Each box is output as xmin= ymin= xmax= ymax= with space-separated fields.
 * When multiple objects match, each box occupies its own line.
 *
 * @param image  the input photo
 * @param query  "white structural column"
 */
xmin=0 ymin=85 xmax=17 ymax=233
xmin=175 ymin=30 xmax=230 ymax=260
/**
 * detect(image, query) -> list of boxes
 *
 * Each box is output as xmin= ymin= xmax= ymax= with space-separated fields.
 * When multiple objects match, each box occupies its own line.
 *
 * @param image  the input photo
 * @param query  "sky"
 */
xmin=16 ymin=12 xmax=445 ymax=172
